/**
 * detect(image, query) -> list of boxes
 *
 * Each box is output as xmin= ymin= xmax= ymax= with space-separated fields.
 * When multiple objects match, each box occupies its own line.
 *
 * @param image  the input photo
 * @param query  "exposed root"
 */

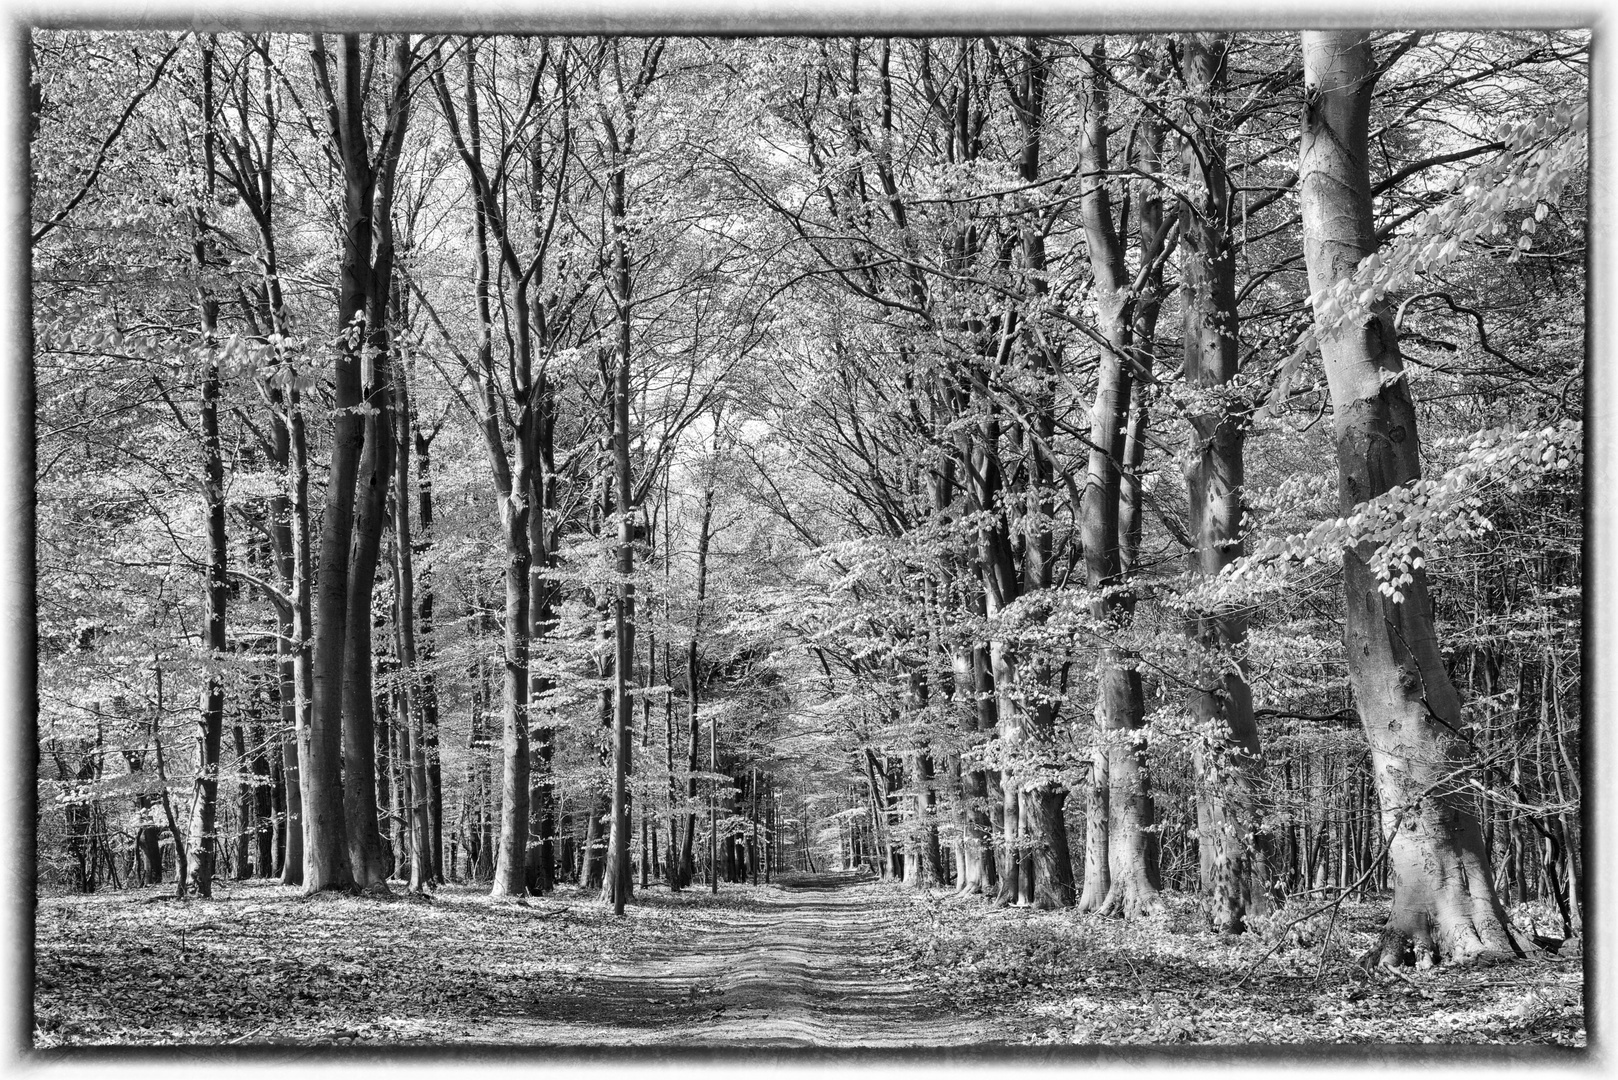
xmin=1094 ymin=879 xmax=1161 ymax=921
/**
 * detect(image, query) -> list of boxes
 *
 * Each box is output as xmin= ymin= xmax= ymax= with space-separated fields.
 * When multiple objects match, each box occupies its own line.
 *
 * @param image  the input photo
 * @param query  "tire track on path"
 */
xmin=478 ymin=871 xmax=1013 ymax=1046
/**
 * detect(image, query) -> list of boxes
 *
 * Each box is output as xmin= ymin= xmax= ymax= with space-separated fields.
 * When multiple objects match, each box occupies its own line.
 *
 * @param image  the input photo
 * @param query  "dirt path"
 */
xmin=475 ymin=871 xmax=1015 ymax=1047
xmin=35 ymin=875 xmax=1586 ymax=1048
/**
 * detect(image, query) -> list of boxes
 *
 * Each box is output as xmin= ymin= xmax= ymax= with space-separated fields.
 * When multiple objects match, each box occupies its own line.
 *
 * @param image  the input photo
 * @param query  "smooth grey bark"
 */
xmin=1179 ymin=31 xmax=1271 ymax=934
xmin=1076 ymin=38 xmax=1165 ymax=919
xmin=1299 ymin=30 xmax=1522 ymax=967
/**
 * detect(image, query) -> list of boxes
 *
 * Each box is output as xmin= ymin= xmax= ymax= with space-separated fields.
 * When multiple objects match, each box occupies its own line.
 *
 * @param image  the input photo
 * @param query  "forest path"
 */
xmin=477 ymin=870 xmax=1013 ymax=1047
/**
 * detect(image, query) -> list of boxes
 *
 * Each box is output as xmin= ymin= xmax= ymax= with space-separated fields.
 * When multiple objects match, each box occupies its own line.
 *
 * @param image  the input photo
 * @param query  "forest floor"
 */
xmin=33 ymin=870 xmax=1585 ymax=1052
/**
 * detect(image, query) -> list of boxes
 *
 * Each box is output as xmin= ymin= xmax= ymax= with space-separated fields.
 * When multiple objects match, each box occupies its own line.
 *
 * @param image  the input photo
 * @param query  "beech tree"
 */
xmin=1297 ymin=30 xmax=1525 ymax=967
xmin=184 ymin=35 xmax=226 ymax=898
xmin=297 ymin=32 xmax=417 ymax=892
xmin=1175 ymin=31 xmax=1272 ymax=934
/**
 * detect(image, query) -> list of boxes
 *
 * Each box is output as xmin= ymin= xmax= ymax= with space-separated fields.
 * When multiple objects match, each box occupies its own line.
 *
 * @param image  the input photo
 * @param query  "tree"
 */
xmin=1175 ymin=31 xmax=1272 ymax=934
xmin=184 ymin=35 xmax=227 ymax=899
xmin=302 ymin=31 xmax=415 ymax=892
xmin=1297 ymin=30 xmax=1523 ymax=967
xmin=595 ymin=37 xmax=668 ymax=914
xmin=1073 ymin=37 xmax=1171 ymax=919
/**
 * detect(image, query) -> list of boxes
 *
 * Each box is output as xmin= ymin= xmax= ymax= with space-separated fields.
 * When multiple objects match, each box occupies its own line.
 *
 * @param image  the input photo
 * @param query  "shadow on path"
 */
xmin=479 ymin=871 xmax=1008 ymax=1047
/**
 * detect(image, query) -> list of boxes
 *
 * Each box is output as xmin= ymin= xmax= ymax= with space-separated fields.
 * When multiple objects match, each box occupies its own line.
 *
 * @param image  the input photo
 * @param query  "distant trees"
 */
xmin=32 ymin=28 xmax=1585 ymax=967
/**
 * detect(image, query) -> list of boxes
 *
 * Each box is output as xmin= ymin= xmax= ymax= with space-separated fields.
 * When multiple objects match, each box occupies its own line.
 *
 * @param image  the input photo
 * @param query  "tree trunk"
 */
xmin=708 ymin=687 xmax=719 ymax=892
xmin=339 ymin=321 xmax=395 ymax=888
xmin=433 ymin=40 xmax=537 ymax=899
xmin=302 ymin=32 xmax=373 ymax=894
xmin=413 ymin=425 xmax=445 ymax=883
xmin=602 ymin=297 xmax=636 ymax=915
xmin=1078 ymin=40 xmax=1161 ymax=919
xmin=336 ymin=35 xmax=414 ymax=892
xmin=949 ymin=635 xmax=996 ymax=896
xmin=490 ymin=479 xmax=532 ymax=899
xmin=526 ymin=375 xmax=559 ymax=897
xmin=665 ymin=645 xmax=682 ymax=890
xmin=1299 ymin=30 xmax=1522 ymax=967
xmin=186 ymin=36 xmax=224 ymax=900
xmin=249 ymin=721 xmax=273 ymax=876
xmin=279 ymin=385 xmax=313 ymax=887
xmin=393 ymin=360 xmax=433 ymax=893
xmin=639 ymin=611 xmax=655 ymax=891
xmin=1007 ymin=38 xmax=1074 ymax=911
xmin=1076 ymin=745 xmax=1110 ymax=910
xmin=231 ymin=721 xmax=251 ymax=879
xmin=1179 ymin=31 xmax=1270 ymax=934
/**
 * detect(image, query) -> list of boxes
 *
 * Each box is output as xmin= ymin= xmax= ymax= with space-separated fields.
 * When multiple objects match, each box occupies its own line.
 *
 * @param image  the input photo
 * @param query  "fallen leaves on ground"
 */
xmin=35 ymin=877 xmax=1585 ymax=1049
xmin=35 ymin=877 xmax=774 ymax=1047
xmin=893 ymin=889 xmax=1584 ymax=1046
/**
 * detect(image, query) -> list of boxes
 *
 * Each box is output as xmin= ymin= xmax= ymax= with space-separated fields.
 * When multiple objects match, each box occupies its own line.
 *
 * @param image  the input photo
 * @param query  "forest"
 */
xmin=32 ymin=27 xmax=1585 ymax=1049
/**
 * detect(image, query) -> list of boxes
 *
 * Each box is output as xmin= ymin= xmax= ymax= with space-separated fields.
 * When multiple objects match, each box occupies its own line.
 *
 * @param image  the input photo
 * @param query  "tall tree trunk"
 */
xmin=1179 ymin=31 xmax=1270 ymax=934
xmin=708 ymin=682 xmax=719 ymax=892
xmin=301 ymin=32 xmax=372 ymax=893
xmin=491 ymin=464 xmax=532 ymax=900
xmin=280 ymin=385 xmax=313 ymax=887
xmin=639 ymin=590 xmax=656 ymax=891
xmin=1299 ymin=30 xmax=1522 ymax=967
xmin=749 ymin=766 xmax=761 ymax=885
xmin=1005 ymin=37 xmax=1075 ymax=911
xmin=912 ymin=749 xmax=944 ymax=887
xmin=393 ymin=360 xmax=433 ymax=893
xmin=232 ymin=720 xmax=251 ymax=879
xmin=186 ymin=35 xmax=224 ymax=900
xmin=339 ymin=330 xmax=394 ymax=888
xmin=526 ymin=373 xmax=559 ymax=896
xmin=965 ymin=392 xmax=1022 ymax=906
xmin=664 ymin=643 xmax=683 ymax=889
xmin=432 ymin=40 xmax=536 ymax=899
xmin=1077 ymin=39 xmax=1161 ymax=919
xmin=250 ymin=720 xmax=273 ymax=876
xmin=413 ymin=424 xmax=445 ymax=883
xmin=373 ymin=664 xmax=397 ymax=874
xmin=602 ymin=262 xmax=636 ymax=915
xmin=336 ymin=35 xmax=413 ymax=891
xmin=949 ymin=633 xmax=996 ymax=896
